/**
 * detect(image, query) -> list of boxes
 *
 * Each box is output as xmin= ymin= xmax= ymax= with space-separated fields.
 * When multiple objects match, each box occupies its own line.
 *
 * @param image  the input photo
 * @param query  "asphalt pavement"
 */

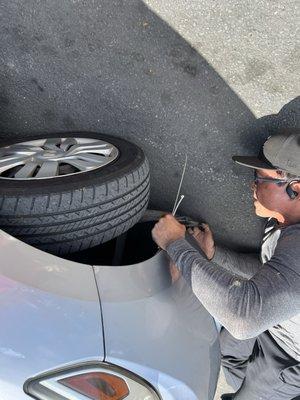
xmin=0 ymin=0 xmax=299 ymax=251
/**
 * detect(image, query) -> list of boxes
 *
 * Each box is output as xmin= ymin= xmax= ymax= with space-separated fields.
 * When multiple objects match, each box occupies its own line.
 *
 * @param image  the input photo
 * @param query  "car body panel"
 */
xmin=0 ymin=228 xmax=220 ymax=400
xmin=94 ymin=251 xmax=220 ymax=400
xmin=0 ymin=230 xmax=104 ymax=399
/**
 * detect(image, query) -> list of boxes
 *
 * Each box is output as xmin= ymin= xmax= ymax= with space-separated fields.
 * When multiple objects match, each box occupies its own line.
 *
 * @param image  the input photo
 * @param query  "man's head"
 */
xmin=233 ymin=129 xmax=300 ymax=224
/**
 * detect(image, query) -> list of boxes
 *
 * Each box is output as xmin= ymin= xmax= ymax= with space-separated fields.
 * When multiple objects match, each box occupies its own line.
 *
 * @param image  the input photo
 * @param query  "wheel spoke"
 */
xmin=60 ymin=138 xmax=78 ymax=152
xmin=0 ymin=145 xmax=39 ymax=157
xmin=14 ymin=162 xmax=39 ymax=178
xmin=0 ymin=155 xmax=30 ymax=173
xmin=66 ymin=141 xmax=114 ymax=156
xmin=64 ymin=158 xmax=98 ymax=171
xmin=43 ymin=138 xmax=61 ymax=150
xmin=35 ymin=161 xmax=59 ymax=178
xmin=76 ymin=153 xmax=108 ymax=165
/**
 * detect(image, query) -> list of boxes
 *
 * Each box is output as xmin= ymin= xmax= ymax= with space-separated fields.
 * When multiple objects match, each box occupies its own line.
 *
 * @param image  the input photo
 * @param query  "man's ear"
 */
xmin=291 ymin=181 xmax=300 ymax=197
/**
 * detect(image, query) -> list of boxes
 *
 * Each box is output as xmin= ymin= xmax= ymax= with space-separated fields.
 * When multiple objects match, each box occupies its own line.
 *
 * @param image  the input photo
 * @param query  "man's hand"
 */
xmin=151 ymin=214 xmax=186 ymax=250
xmin=188 ymin=223 xmax=215 ymax=260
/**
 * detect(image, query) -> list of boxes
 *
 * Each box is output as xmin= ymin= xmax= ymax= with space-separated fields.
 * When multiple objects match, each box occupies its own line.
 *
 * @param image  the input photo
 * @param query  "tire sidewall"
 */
xmin=0 ymin=132 xmax=146 ymax=196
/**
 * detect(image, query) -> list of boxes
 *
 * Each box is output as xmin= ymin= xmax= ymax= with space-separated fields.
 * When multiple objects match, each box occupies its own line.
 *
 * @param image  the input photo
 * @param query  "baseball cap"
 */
xmin=232 ymin=128 xmax=300 ymax=176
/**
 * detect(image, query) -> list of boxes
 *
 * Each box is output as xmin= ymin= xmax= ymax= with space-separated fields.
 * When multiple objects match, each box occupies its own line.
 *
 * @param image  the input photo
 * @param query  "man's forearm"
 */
xmin=213 ymin=245 xmax=261 ymax=279
xmin=166 ymin=237 xmax=299 ymax=340
xmin=186 ymin=234 xmax=261 ymax=279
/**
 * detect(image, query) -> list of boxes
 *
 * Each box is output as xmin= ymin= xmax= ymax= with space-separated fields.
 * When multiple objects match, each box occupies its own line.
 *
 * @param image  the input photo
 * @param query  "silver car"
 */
xmin=0 ymin=219 xmax=220 ymax=400
xmin=0 ymin=134 xmax=220 ymax=399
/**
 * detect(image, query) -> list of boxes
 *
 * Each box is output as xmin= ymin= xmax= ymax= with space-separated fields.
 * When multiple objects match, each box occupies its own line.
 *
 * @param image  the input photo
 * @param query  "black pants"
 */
xmin=220 ymin=328 xmax=300 ymax=400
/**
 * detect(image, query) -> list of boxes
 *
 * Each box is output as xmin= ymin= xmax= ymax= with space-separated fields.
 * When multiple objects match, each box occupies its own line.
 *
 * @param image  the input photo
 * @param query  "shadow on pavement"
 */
xmin=0 ymin=1 xmax=299 ymax=251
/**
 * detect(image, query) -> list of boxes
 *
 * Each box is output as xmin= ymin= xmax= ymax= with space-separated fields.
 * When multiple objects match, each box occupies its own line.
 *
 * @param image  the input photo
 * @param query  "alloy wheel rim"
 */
xmin=0 ymin=137 xmax=119 ymax=180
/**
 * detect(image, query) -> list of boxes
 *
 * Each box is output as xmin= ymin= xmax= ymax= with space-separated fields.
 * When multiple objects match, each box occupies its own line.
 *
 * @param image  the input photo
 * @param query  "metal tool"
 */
xmin=172 ymin=154 xmax=188 ymax=216
xmin=155 ymin=154 xmax=188 ymax=251
xmin=172 ymin=194 xmax=184 ymax=215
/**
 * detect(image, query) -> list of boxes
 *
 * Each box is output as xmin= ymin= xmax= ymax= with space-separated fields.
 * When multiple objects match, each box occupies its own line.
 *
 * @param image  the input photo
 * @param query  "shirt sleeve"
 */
xmin=213 ymin=245 xmax=261 ymax=279
xmin=166 ymin=234 xmax=300 ymax=340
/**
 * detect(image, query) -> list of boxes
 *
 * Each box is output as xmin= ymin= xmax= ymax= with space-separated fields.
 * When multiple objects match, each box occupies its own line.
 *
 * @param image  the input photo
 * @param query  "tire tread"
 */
xmin=0 ymin=157 xmax=150 ymax=255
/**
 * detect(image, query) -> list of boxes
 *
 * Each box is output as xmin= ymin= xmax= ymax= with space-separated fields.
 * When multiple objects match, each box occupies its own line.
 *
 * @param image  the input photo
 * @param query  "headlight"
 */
xmin=24 ymin=362 xmax=161 ymax=400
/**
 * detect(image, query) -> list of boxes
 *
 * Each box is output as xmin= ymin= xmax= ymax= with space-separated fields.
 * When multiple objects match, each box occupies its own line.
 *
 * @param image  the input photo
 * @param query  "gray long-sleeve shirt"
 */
xmin=166 ymin=219 xmax=300 ymax=361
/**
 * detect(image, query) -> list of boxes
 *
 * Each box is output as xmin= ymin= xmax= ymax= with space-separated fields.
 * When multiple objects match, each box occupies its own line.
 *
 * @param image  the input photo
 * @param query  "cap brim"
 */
xmin=232 ymin=156 xmax=276 ymax=170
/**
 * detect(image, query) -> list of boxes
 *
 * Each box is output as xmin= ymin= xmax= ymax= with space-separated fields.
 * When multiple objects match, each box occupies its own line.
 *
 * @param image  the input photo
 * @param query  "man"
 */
xmin=152 ymin=129 xmax=300 ymax=400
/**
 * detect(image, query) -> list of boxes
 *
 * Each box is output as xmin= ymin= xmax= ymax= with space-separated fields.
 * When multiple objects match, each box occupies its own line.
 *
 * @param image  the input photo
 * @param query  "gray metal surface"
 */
xmin=0 ymin=0 xmax=299 ymax=250
xmin=0 ymin=229 xmax=104 ymax=400
xmin=0 ymin=137 xmax=119 ymax=179
xmin=94 ymin=251 xmax=220 ymax=400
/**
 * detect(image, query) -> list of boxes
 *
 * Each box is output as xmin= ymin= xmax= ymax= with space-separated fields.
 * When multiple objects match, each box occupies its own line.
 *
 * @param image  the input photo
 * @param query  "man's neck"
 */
xmin=279 ymin=214 xmax=300 ymax=227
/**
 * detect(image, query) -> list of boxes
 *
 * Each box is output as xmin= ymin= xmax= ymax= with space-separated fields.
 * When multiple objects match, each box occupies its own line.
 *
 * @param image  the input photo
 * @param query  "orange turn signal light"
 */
xmin=59 ymin=372 xmax=129 ymax=400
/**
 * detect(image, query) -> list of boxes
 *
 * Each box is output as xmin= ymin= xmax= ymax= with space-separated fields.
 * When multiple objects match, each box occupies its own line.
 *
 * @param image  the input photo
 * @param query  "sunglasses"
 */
xmin=253 ymin=170 xmax=288 ymax=186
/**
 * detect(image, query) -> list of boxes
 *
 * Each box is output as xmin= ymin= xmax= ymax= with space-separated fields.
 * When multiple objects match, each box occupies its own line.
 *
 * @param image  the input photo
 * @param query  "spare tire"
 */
xmin=0 ymin=132 xmax=150 ymax=255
